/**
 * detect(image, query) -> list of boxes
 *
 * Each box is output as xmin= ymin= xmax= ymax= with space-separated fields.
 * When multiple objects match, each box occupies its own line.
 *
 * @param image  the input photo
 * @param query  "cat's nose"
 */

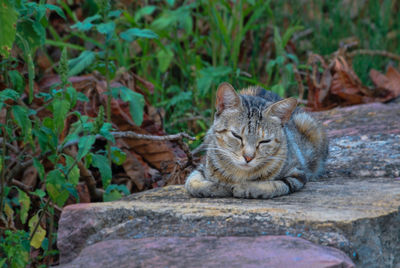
xmin=243 ymin=154 xmax=255 ymax=163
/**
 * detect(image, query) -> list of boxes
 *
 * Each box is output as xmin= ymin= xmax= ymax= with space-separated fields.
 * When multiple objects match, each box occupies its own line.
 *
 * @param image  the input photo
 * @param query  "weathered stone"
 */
xmin=58 ymin=236 xmax=355 ymax=268
xmin=57 ymin=102 xmax=400 ymax=267
xmin=58 ymin=179 xmax=400 ymax=267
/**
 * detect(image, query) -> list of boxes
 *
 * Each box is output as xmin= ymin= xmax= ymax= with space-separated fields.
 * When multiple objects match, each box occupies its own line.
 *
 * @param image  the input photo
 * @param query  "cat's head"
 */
xmin=210 ymin=82 xmax=297 ymax=170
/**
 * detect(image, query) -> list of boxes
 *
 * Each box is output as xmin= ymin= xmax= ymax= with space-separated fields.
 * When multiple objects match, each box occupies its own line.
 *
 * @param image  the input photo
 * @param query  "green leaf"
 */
xmin=30 ymin=189 xmax=46 ymax=199
xmin=17 ymin=20 xmax=43 ymax=50
xmin=0 ymin=88 xmax=20 ymax=103
xmin=17 ymin=189 xmax=31 ymax=224
xmin=77 ymin=135 xmax=96 ymax=160
xmin=273 ymin=26 xmax=284 ymax=57
xmin=68 ymin=50 xmax=96 ymax=76
xmin=282 ymin=25 xmax=304 ymax=48
xmin=65 ymin=154 xmax=80 ymax=186
xmin=103 ymin=188 xmax=122 ymax=202
xmin=53 ymin=99 xmax=70 ymax=133
xmin=120 ymin=28 xmax=158 ymax=42
xmin=166 ymin=90 xmax=192 ymax=109
xmin=103 ymin=184 xmax=130 ymax=202
xmin=71 ymin=14 xmax=101 ymax=31
xmin=8 ymin=70 xmax=25 ymax=93
xmin=0 ymin=1 xmax=18 ymax=57
xmin=32 ymin=21 xmax=46 ymax=46
xmin=28 ymin=214 xmax=47 ymax=249
xmin=77 ymin=92 xmax=89 ymax=102
xmin=99 ymin=122 xmax=114 ymax=142
xmin=111 ymin=146 xmax=126 ymax=165
xmin=33 ymin=158 xmax=45 ymax=181
xmin=12 ymin=105 xmax=32 ymax=140
xmin=66 ymin=86 xmax=78 ymax=108
xmin=91 ymin=154 xmax=112 ymax=188
xmin=108 ymin=10 xmax=122 ymax=18
xmin=44 ymin=4 xmax=67 ymax=20
xmin=96 ymin=22 xmax=115 ymax=35
xmin=117 ymin=87 xmax=145 ymax=126
xmin=156 ymin=48 xmax=174 ymax=72
xmin=46 ymin=169 xmax=69 ymax=207
xmin=166 ymin=0 xmax=175 ymax=6
xmin=134 ymin=6 xmax=157 ymax=23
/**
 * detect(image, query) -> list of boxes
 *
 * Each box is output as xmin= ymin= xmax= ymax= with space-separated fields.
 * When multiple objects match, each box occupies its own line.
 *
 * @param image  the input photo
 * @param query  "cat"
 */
xmin=185 ymin=82 xmax=328 ymax=199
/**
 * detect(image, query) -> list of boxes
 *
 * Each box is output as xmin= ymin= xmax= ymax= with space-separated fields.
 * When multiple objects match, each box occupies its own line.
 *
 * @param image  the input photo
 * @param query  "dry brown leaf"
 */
xmin=22 ymin=165 xmax=38 ymax=189
xmin=330 ymin=57 xmax=371 ymax=105
xmin=370 ymin=66 xmax=400 ymax=100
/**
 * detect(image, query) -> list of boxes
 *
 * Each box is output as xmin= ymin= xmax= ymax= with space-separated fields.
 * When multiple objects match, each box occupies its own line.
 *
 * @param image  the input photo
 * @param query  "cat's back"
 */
xmin=239 ymin=86 xmax=282 ymax=103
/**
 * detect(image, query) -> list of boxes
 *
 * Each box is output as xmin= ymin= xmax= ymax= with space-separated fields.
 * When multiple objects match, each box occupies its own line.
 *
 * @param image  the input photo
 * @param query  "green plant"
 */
xmin=0 ymin=1 xmax=143 ymax=265
xmin=265 ymin=26 xmax=303 ymax=97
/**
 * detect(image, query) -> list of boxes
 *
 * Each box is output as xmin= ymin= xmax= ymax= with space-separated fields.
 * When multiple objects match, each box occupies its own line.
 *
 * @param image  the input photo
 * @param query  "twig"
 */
xmin=0 ymin=139 xmax=19 ymax=153
xmin=11 ymin=179 xmax=33 ymax=192
xmin=292 ymin=28 xmax=313 ymax=42
xmin=61 ymin=131 xmax=195 ymax=149
xmin=63 ymin=148 xmax=104 ymax=201
xmin=110 ymin=131 xmax=195 ymax=141
xmin=29 ymin=198 xmax=50 ymax=241
xmin=347 ymin=49 xmax=400 ymax=62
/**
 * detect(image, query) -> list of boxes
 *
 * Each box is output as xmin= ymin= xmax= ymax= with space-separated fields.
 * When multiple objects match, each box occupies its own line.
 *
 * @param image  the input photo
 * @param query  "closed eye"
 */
xmin=259 ymin=139 xmax=271 ymax=144
xmin=231 ymin=131 xmax=242 ymax=141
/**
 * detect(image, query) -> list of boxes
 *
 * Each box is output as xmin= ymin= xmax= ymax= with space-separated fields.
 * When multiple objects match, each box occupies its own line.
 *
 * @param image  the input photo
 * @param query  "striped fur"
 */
xmin=185 ymin=83 xmax=329 ymax=199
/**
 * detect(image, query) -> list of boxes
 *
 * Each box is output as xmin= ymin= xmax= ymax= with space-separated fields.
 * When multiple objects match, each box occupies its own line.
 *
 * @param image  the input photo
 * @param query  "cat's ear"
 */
xmin=265 ymin=97 xmax=297 ymax=124
xmin=216 ymin=82 xmax=241 ymax=114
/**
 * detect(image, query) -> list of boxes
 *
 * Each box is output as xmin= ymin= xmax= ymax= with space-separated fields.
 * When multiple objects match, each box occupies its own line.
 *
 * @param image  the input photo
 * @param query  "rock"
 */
xmin=57 ymin=102 xmax=400 ymax=268
xmin=58 ymin=236 xmax=355 ymax=268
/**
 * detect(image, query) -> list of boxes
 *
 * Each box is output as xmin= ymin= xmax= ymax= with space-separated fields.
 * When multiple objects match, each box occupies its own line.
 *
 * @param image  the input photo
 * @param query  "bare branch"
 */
xmin=63 ymin=148 xmax=104 ymax=201
xmin=347 ymin=49 xmax=400 ymax=62
xmin=110 ymin=131 xmax=195 ymax=141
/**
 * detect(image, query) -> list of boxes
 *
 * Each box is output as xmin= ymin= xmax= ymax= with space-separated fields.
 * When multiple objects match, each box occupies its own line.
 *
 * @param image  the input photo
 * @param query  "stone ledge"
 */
xmin=58 ymin=177 xmax=400 ymax=267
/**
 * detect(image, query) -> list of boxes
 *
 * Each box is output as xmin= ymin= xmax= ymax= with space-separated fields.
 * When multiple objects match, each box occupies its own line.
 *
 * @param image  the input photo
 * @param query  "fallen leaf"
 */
xmin=370 ymin=66 xmax=400 ymax=100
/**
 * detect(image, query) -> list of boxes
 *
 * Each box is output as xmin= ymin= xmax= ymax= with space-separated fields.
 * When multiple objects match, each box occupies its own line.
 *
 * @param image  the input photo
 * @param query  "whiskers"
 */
xmin=207 ymin=146 xmax=239 ymax=160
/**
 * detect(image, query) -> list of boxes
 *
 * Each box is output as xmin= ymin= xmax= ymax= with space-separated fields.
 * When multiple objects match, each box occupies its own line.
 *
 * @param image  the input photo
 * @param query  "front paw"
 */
xmin=232 ymin=183 xmax=276 ymax=199
xmin=232 ymin=184 xmax=248 ymax=198
xmin=185 ymin=170 xmax=231 ymax=197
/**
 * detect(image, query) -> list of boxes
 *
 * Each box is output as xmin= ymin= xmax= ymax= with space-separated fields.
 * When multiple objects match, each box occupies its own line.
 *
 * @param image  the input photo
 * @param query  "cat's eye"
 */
xmin=259 ymin=139 xmax=271 ymax=144
xmin=231 ymin=131 xmax=242 ymax=141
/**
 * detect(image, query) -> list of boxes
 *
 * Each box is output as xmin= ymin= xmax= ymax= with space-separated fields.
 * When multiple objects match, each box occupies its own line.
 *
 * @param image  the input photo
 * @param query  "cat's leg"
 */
xmin=232 ymin=168 xmax=307 ymax=199
xmin=185 ymin=169 xmax=232 ymax=197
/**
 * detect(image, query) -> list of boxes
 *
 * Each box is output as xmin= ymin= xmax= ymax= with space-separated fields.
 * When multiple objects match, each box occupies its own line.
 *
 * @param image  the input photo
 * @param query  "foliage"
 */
xmin=0 ymin=0 xmax=399 ymax=266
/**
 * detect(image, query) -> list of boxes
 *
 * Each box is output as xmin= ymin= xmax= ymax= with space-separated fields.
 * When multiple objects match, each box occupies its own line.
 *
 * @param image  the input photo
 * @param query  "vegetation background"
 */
xmin=0 ymin=0 xmax=399 ymax=266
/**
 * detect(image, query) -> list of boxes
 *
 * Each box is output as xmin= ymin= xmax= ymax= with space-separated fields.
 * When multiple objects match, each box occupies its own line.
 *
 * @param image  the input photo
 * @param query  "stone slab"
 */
xmin=58 ymin=178 xmax=400 ymax=267
xmin=58 ymin=236 xmax=355 ymax=268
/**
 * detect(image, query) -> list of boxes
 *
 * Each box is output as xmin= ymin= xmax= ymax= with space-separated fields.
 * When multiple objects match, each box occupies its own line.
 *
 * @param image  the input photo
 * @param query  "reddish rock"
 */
xmin=58 ymin=236 xmax=355 ymax=268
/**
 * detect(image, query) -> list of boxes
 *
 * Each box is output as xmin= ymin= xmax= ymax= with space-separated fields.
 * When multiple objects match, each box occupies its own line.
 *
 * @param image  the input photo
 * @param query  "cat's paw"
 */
xmin=232 ymin=182 xmax=280 ymax=199
xmin=185 ymin=170 xmax=231 ymax=197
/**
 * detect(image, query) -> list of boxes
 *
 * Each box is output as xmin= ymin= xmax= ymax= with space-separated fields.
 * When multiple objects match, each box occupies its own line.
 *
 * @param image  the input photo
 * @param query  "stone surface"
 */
xmin=58 ymin=236 xmax=355 ymax=268
xmin=57 ymin=102 xmax=400 ymax=268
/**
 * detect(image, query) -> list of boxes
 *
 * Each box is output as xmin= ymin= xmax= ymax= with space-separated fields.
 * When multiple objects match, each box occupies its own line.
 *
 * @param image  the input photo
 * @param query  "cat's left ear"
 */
xmin=265 ymin=98 xmax=297 ymax=124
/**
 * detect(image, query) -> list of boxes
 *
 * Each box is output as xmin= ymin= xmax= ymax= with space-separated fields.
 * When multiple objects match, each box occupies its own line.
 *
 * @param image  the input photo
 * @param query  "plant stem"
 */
xmin=0 ymin=110 xmax=8 ymax=216
xmin=29 ymin=197 xmax=50 ymax=242
xmin=105 ymin=40 xmax=112 ymax=167
xmin=46 ymin=208 xmax=54 ymax=268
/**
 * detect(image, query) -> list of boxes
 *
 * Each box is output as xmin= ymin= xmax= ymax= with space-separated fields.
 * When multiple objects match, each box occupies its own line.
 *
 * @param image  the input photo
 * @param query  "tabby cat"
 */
xmin=185 ymin=82 xmax=328 ymax=199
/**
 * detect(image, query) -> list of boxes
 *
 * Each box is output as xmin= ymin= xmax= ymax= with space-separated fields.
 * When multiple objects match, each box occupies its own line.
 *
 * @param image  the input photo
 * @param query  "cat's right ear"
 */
xmin=216 ymin=82 xmax=240 ymax=115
